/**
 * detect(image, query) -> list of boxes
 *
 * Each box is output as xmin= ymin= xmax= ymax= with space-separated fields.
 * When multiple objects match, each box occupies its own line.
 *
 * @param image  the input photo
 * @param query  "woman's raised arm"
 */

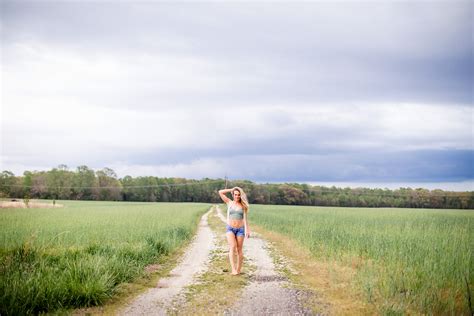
xmin=218 ymin=188 xmax=233 ymax=204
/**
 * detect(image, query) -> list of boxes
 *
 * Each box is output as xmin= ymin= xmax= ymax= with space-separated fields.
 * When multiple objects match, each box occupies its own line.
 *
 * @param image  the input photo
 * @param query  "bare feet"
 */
xmin=231 ymin=270 xmax=239 ymax=275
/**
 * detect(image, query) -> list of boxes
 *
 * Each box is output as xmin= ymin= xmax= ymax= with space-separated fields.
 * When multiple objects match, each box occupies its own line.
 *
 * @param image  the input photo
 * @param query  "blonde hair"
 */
xmin=232 ymin=186 xmax=249 ymax=212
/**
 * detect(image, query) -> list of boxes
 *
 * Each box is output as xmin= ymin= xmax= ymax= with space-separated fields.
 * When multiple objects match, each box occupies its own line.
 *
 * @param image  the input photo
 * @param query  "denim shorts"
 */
xmin=226 ymin=224 xmax=245 ymax=237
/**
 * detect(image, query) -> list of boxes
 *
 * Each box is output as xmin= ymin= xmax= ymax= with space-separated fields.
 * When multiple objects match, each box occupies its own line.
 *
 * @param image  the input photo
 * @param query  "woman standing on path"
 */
xmin=218 ymin=186 xmax=251 ymax=275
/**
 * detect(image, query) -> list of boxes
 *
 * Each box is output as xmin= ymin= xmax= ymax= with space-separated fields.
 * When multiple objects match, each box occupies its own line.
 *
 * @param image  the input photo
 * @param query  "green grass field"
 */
xmin=0 ymin=200 xmax=209 ymax=315
xmin=2 ymin=201 xmax=472 ymax=315
xmin=250 ymin=205 xmax=473 ymax=315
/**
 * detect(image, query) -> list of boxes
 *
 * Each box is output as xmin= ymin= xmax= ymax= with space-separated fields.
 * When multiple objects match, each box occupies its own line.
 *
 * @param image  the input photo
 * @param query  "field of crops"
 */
xmin=250 ymin=205 xmax=473 ymax=314
xmin=0 ymin=200 xmax=209 ymax=315
xmin=2 ymin=201 xmax=472 ymax=315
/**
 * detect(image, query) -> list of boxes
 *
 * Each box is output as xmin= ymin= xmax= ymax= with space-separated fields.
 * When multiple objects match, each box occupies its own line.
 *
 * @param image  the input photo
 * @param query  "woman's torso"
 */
xmin=228 ymin=201 xmax=244 ymax=228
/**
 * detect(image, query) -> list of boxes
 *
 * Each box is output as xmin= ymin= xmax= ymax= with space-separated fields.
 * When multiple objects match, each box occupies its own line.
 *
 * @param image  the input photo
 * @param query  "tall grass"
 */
xmin=0 ymin=200 xmax=209 ymax=315
xmin=250 ymin=205 xmax=473 ymax=315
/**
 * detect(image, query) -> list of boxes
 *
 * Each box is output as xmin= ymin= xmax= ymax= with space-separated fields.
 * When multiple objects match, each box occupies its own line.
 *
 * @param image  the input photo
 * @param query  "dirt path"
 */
xmin=216 ymin=206 xmax=314 ymax=315
xmin=119 ymin=205 xmax=315 ymax=315
xmin=119 ymin=208 xmax=216 ymax=315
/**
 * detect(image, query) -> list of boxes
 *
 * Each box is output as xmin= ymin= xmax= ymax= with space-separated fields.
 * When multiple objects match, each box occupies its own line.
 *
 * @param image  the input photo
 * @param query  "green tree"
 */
xmin=96 ymin=168 xmax=122 ymax=201
xmin=72 ymin=165 xmax=98 ymax=200
xmin=47 ymin=165 xmax=73 ymax=201
xmin=23 ymin=171 xmax=33 ymax=202
xmin=0 ymin=170 xmax=16 ymax=198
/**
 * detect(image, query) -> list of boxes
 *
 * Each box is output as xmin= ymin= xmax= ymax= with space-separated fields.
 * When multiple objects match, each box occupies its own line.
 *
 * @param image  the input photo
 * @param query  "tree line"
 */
xmin=1 ymin=165 xmax=473 ymax=209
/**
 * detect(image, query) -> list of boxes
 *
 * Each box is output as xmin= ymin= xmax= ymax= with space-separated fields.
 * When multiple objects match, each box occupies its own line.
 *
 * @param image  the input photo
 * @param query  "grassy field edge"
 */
xmin=68 ymin=206 xmax=211 ymax=315
xmin=251 ymin=223 xmax=377 ymax=315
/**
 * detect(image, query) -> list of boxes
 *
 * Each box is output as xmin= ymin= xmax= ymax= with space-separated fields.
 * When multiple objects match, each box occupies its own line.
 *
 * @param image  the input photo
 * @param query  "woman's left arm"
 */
xmin=244 ymin=211 xmax=251 ymax=238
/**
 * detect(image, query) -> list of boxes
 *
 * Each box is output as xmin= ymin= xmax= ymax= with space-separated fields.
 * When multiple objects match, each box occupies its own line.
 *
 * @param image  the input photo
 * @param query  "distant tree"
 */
xmin=72 ymin=165 xmax=98 ymax=200
xmin=23 ymin=171 xmax=33 ymax=202
xmin=0 ymin=170 xmax=16 ymax=198
xmin=47 ymin=165 xmax=73 ymax=201
xmin=121 ymin=175 xmax=135 ymax=201
xmin=279 ymin=185 xmax=307 ymax=205
xmin=96 ymin=167 xmax=122 ymax=201
xmin=2 ymin=165 xmax=473 ymax=208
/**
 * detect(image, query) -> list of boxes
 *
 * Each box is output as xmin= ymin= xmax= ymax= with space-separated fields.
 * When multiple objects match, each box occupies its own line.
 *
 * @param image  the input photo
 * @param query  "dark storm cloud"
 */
xmin=223 ymin=149 xmax=473 ymax=183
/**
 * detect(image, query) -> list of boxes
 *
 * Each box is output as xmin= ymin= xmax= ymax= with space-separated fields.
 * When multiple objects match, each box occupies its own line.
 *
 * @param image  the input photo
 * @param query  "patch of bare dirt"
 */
xmin=0 ymin=201 xmax=63 ymax=208
xmin=145 ymin=264 xmax=161 ymax=274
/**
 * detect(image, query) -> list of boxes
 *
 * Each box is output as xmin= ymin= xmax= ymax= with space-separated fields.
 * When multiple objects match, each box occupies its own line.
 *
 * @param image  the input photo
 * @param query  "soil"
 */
xmin=0 ymin=200 xmax=63 ymax=208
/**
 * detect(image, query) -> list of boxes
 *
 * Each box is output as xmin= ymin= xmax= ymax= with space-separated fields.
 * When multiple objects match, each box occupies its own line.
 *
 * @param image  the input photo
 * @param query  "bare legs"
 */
xmin=236 ymin=236 xmax=244 ymax=273
xmin=226 ymin=232 xmax=245 ymax=275
xmin=226 ymin=232 xmax=238 ymax=275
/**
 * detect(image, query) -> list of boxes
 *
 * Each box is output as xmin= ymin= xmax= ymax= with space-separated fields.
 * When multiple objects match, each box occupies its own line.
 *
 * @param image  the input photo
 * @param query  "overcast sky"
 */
xmin=1 ymin=1 xmax=473 ymax=190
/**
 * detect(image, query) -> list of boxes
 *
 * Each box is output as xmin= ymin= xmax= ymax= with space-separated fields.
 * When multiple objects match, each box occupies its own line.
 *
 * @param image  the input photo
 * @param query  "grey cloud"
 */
xmin=221 ymin=149 xmax=473 ymax=183
xmin=2 ymin=1 xmax=472 ymax=184
xmin=116 ymin=149 xmax=471 ymax=183
xmin=2 ymin=1 xmax=472 ymax=107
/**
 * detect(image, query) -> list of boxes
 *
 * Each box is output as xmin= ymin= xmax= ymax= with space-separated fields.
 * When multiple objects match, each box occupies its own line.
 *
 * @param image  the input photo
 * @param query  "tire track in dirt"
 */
xmin=119 ymin=207 xmax=216 ymax=315
xmin=216 ymin=205 xmax=315 ymax=315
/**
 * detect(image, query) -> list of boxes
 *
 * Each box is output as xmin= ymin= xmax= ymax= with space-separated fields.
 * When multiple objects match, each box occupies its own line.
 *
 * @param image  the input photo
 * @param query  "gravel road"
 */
xmin=216 ymin=206 xmax=315 ymax=315
xmin=119 ymin=208 xmax=216 ymax=315
xmin=118 ymin=205 xmax=317 ymax=315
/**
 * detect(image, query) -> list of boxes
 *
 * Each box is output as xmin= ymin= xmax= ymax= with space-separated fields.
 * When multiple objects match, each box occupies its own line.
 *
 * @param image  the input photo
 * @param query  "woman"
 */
xmin=218 ymin=186 xmax=251 ymax=275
